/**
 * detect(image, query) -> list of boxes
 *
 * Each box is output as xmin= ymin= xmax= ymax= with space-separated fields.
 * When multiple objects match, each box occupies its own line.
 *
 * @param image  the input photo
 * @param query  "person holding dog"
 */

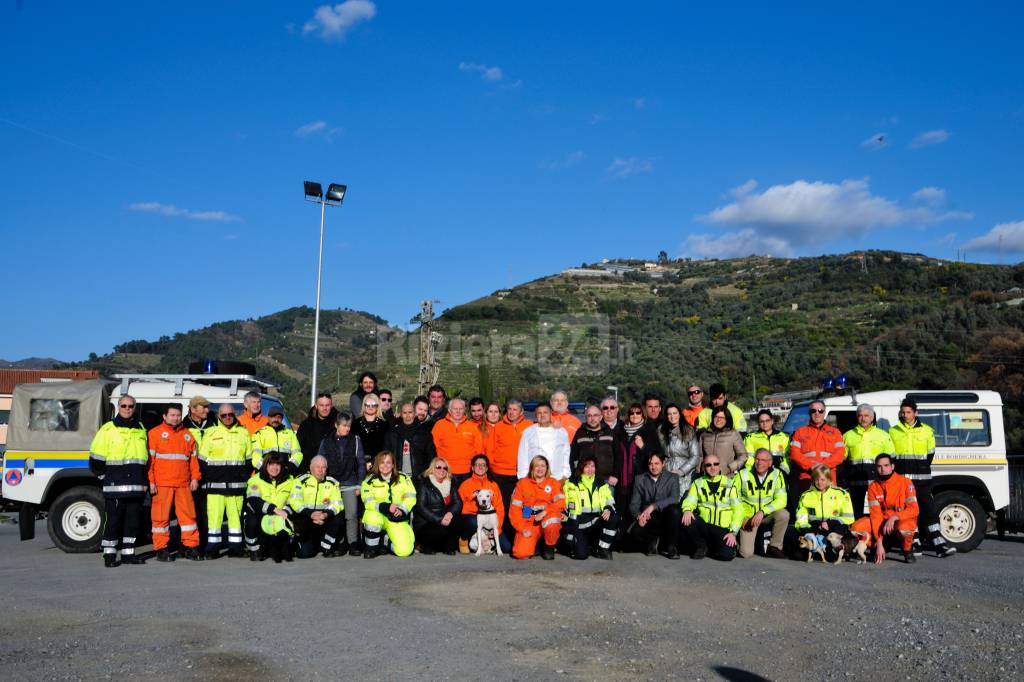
xmin=457 ymin=454 xmax=511 ymax=554
xmin=734 ymin=448 xmax=789 ymax=559
xmin=361 ymin=450 xmax=417 ymax=558
xmin=850 ymin=454 xmax=920 ymax=564
xmin=413 ymin=456 xmax=463 ymax=554
xmin=563 ymin=454 xmax=618 ymax=560
xmin=628 ymin=452 xmax=681 ymax=558
xmin=509 ymin=455 xmax=566 ymax=560
xmin=681 ymin=453 xmax=744 ymax=561
xmin=795 ymin=463 xmax=855 ymax=537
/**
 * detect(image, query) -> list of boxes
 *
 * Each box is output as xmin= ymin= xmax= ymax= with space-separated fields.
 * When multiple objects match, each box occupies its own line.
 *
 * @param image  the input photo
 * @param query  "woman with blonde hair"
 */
xmin=361 ymin=450 xmax=416 ymax=558
xmin=413 ymin=457 xmax=463 ymax=554
xmin=795 ymin=463 xmax=855 ymax=536
xmin=353 ymin=392 xmax=390 ymax=461
xmin=508 ymin=455 xmax=566 ymax=560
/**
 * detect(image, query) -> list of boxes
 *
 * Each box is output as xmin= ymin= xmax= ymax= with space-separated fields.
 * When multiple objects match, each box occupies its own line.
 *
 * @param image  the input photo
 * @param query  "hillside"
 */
xmin=394 ymin=251 xmax=1024 ymax=448
xmin=68 ymin=252 xmax=1024 ymax=449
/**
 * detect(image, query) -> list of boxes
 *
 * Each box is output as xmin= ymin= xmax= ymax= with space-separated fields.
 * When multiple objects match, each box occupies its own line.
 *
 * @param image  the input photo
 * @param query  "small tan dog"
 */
xmin=799 ymin=533 xmax=829 ymax=563
xmin=841 ymin=535 xmax=870 ymax=564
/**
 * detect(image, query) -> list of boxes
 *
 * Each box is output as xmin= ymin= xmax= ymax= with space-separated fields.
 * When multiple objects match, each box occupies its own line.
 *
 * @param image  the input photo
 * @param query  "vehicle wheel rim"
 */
xmin=939 ymin=503 xmax=975 ymax=543
xmin=62 ymin=501 xmax=101 ymax=542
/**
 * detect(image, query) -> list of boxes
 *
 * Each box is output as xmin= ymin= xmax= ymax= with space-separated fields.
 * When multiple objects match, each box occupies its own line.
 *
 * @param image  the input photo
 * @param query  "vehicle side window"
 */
xmin=829 ymin=410 xmax=857 ymax=433
xmin=29 ymin=399 xmax=80 ymax=431
xmin=0 ymin=409 xmax=9 ymax=426
xmin=135 ymin=403 xmax=175 ymax=430
xmin=262 ymin=398 xmax=291 ymax=428
xmin=919 ymin=409 xmax=991 ymax=447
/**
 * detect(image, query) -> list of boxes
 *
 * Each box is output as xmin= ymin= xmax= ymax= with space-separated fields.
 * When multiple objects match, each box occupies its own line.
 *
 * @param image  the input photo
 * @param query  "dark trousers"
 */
xmin=564 ymin=512 xmax=619 ymax=559
xmin=102 ymin=497 xmax=143 ymax=556
xmin=914 ymin=479 xmax=947 ymax=547
xmin=628 ymin=506 xmax=681 ymax=552
xmin=849 ymin=484 xmax=869 ymax=519
xmin=493 ymin=474 xmax=517 ymax=530
xmin=413 ymin=518 xmax=460 ymax=553
xmin=293 ymin=514 xmax=346 ymax=558
xmin=682 ymin=515 xmax=736 ymax=560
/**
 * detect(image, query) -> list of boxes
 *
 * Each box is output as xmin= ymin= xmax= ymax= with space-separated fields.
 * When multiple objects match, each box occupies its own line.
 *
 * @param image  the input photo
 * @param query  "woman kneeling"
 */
xmin=361 ymin=450 xmax=417 ymax=558
xmin=245 ymin=451 xmax=298 ymax=563
xmin=509 ymin=456 xmax=566 ymax=560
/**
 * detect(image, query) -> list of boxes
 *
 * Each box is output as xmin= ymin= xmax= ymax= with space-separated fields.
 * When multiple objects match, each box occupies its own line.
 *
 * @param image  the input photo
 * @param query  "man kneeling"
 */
xmin=681 ymin=454 xmax=742 ymax=560
xmin=290 ymin=455 xmax=347 ymax=558
xmin=850 ymin=454 xmax=920 ymax=564
xmin=735 ymin=448 xmax=789 ymax=559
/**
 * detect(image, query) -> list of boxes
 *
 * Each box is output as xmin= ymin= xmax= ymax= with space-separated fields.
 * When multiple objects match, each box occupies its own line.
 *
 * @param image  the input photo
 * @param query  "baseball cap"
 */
xmin=268 ymin=406 xmax=284 ymax=417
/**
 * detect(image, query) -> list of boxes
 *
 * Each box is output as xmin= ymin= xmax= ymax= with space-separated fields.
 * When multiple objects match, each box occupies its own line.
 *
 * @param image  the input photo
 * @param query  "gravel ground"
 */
xmin=1 ymin=521 xmax=1022 ymax=681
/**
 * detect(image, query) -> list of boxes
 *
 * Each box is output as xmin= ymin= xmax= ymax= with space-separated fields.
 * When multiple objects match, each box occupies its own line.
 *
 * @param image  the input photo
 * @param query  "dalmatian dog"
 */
xmin=471 ymin=488 xmax=503 ymax=557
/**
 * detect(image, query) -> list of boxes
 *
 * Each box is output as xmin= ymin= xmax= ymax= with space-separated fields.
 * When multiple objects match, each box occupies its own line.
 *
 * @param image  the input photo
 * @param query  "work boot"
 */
xmin=348 ymin=545 xmax=362 ymax=557
xmin=766 ymin=546 xmax=787 ymax=559
xmin=663 ymin=545 xmax=680 ymax=560
xmin=363 ymin=546 xmax=380 ymax=559
xmin=249 ymin=549 xmax=264 ymax=562
xmin=691 ymin=544 xmax=707 ymax=560
xmin=333 ymin=543 xmax=349 ymax=557
xmin=226 ymin=546 xmax=246 ymax=559
xmin=156 ymin=549 xmax=174 ymax=563
xmin=103 ymin=554 xmax=120 ymax=568
xmin=541 ymin=545 xmax=556 ymax=561
xmin=181 ymin=547 xmax=204 ymax=561
xmin=458 ymin=538 xmax=470 ymax=555
xmin=204 ymin=549 xmax=220 ymax=561
xmin=282 ymin=536 xmax=294 ymax=563
xmin=911 ymin=538 xmax=923 ymax=557
xmin=644 ymin=538 xmax=659 ymax=556
xmin=935 ymin=545 xmax=957 ymax=558
xmin=903 ymin=550 xmax=917 ymax=564
xmin=122 ymin=554 xmax=145 ymax=565
xmin=596 ymin=547 xmax=612 ymax=560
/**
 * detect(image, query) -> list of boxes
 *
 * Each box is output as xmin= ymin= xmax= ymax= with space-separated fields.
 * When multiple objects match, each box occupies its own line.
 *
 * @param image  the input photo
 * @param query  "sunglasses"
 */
xmin=628 ymin=411 xmax=642 ymax=415
xmin=809 ymin=408 xmax=826 ymax=414
xmin=434 ymin=465 xmax=448 ymax=470
xmin=365 ymin=403 xmax=379 ymax=408
xmin=119 ymin=403 xmax=135 ymax=409
xmin=220 ymin=413 xmax=236 ymax=418
xmin=601 ymin=405 xmax=617 ymax=411
xmin=704 ymin=462 xmax=721 ymax=468
xmin=688 ymin=390 xmax=703 ymax=395
xmin=380 ymin=398 xmax=392 ymax=402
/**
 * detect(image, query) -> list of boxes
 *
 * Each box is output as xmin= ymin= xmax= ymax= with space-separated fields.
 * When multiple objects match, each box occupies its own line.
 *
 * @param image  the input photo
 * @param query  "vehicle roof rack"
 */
xmin=113 ymin=373 xmax=278 ymax=397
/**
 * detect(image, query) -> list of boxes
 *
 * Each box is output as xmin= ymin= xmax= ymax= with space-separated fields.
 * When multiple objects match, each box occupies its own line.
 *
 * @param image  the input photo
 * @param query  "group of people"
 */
xmin=88 ymin=373 xmax=955 ymax=567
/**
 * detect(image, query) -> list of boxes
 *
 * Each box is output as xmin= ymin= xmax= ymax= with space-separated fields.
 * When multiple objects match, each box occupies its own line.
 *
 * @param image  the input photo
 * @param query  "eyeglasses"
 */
xmin=119 ymin=403 xmax=135 ymax=409
xmin=473 ymin=462 xmax=488 ymax=468
xmin=809 ymin=408 xmax=826 ymax=414
xmin=220 ymin=413 xmax=235 ymax=418
xmin=601 ymin=405 xmax=617 ymax=411
xmin=628 ymin=410 xmax=642 ymax=415
xmin=688 ymin=390 xmax=703 ymax=395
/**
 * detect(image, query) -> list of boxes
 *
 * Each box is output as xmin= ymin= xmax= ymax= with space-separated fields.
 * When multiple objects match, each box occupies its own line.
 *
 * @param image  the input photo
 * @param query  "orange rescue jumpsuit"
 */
xmin=509 ymin=476 xmax=566 ymax=559
xmin=789 ymin=422 xmax=845 ymax=492
xmin=148 ymin=423 xmax=201 ymax=550
xmin=850 ymin=473 xmax=919 ymax=551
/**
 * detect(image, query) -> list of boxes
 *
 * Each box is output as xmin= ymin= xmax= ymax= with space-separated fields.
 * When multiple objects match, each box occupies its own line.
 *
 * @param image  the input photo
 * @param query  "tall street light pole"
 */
xmin=304 ymin=181 xmax=347 ymax=406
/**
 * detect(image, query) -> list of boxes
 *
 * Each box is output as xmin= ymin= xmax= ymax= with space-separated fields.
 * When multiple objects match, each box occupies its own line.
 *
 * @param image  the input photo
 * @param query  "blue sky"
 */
xmin=2 ymin=2 xmax=1022 ymax=361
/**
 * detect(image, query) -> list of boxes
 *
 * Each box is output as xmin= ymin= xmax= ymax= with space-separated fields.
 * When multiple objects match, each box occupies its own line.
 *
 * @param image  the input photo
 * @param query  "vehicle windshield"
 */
xmin=782 ymin=403 xmax=811 ymax=435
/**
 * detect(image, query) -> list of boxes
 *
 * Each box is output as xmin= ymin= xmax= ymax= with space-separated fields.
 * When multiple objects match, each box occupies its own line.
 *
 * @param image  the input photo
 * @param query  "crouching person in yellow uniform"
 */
xmin=289 ymin=455 xmax=347 ymax=558
xmin=244 ymin=452 xmax=297 ymax=563
xmin=361 ymin=450 xmax=417 ymax=558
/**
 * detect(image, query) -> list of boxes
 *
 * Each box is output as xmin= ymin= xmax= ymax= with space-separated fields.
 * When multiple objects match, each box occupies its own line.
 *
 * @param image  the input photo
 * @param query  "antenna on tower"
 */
xmin=417 ymin=300 xmax=443 ymax=395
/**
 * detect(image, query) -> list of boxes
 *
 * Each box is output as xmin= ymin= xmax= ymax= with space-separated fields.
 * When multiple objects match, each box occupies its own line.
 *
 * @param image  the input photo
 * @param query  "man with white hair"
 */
xmin=431 ymin=397 xmax=483 ymax=483
xmin=550 ymin=390 xmax=581 ymax=442
xmin=289 ymin=455 xmax=346 ymax=558
xmin=842 ymin=403 xmax=895 ymax=515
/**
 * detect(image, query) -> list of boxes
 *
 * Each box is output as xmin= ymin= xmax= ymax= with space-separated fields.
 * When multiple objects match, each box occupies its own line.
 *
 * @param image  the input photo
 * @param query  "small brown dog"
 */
xmin=799 ymin=533 xmax=829 ymax=563
xmin=841 ymin=535 xmax=870 ymax=564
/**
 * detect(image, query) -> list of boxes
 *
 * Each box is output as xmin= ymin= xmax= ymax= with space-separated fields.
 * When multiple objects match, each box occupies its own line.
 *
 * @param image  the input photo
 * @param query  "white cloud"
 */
xmin=683 ymin=229 xmax=795 ymax=259
xmin=963 ymin=221 xmax=1024 ymax=253
xmin=459 ymin=62 xmax=504 ymax=82
xmin=129 ymin=202 xmax=241 ymax=223
xmin=589 ymin=113 xmax=607 ymax=125
xmin=606 ymin=157 xmax=653 ymax=179
xmin=693 ymin=178 xmax=973 ymax=257
xmin=303 ymin=1 xmax=376 ymax=41
xmin=861 ymin=132 xmax=887 ymax=149
xmin=541 ymin=150 xmax=585 ymax=171
xmin=912 ymin=186 xmax=946 ymax=205
xmin=909 ymin=129 xmax=950 ymax=149
xmin=294 ymin=120 xmax=343 ymax=141
xmin=633 ymin=97 xmax=647 ymax=110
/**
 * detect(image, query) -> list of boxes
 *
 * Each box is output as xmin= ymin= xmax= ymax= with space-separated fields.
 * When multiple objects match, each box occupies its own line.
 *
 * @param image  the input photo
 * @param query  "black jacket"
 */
xmin=385 ymin=420 xmax=437 ymax=476
xmin=318 ymin=434 xmax=366 ymax=487
xmin=570 ymin=424 xmax=617 ymax=479
xmin=353 ymin=417 xmax=390 ymax=461
xmin=414 ymin=475 xmax=463 ymax=525
xmin=297 ymin=407 xmax=339 ymax=463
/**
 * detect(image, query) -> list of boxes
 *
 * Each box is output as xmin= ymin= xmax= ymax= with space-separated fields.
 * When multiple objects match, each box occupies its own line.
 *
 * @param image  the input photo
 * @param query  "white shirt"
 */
xmin=517 ymin=424 xmax=571 ymax=479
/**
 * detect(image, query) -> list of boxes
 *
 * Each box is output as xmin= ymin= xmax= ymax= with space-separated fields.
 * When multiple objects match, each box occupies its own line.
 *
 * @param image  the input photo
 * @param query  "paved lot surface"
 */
xmin=1 ymin=521 xmax=1022 ymax=681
